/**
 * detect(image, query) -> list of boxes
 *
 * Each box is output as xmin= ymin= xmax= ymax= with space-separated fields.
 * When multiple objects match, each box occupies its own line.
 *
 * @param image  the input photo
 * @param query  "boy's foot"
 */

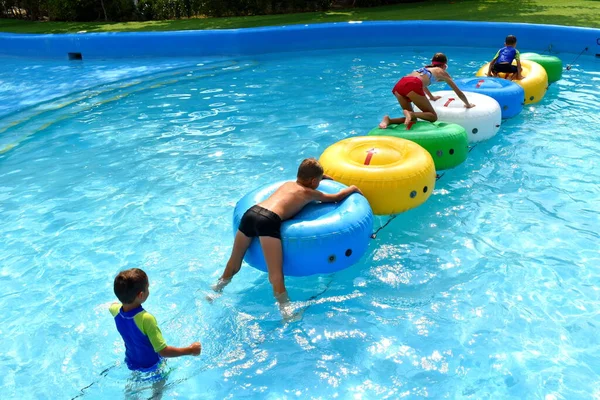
xmin=206 ymin=278 xmax=231 ymax=302
xmin=205 ymin=291 xmax=221 ymax=303
xmin=279 ymin=302 xmax=305 ymax=323
xmin=283 ymin=308 xmax=305 ymax=323
xmin=211 ymin=278 xmax=231 ymax=293
xmin=403 ymin=110 xmax=413 ymax=130
xmin=378 ymin=115 xmax=391 ymax=129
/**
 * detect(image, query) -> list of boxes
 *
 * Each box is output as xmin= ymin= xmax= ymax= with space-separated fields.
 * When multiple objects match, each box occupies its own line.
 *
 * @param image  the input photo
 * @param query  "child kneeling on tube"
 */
xmin=487 ymin=35 xmax=523 ymax=81
xmin=379 ymin=52 xmax=475 ymax=130
xmin=211 ymin=158 xmax=362 ymax=320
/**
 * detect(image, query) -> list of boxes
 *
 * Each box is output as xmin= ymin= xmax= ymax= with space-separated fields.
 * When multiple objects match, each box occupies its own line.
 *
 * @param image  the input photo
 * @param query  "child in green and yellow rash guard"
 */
xmin=110 ymin=268 xmax=201 ymax=371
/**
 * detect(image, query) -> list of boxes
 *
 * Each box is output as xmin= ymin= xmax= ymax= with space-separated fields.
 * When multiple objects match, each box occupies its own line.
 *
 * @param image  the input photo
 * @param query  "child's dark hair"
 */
xmin=505 ymin=35 xmax=517 ymax=45
xmin=297 ymin=158 xmax=324 ymax=181
xmin=114 ymin=268 xmax=148 ymax=304
xmin=426 ymin=53 xmax=448 ymax=68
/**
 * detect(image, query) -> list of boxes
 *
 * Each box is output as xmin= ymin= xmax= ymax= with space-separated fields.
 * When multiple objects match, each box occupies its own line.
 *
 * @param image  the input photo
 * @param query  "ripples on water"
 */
xmin=0 ymin=48 xmax=599 ymax=399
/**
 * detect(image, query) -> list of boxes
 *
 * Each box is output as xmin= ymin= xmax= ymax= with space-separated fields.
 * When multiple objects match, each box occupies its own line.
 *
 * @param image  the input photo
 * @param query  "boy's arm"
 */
xmin=142 ymin=312 xmax=202 ymax=358
xmin=487 ymin=57 xmax=498 ymax=75
xmin=159 ymin=343 xmax=201 ymax=357
xmin=515 ymin=51 xmax=523 ymax=79
xmin=487 ymin=50 xmax=500 ymax=75
xmin=109 ymin=303 xmax=121 ymax=317
xmin=311 ymin=185 xmax=362 ymax=203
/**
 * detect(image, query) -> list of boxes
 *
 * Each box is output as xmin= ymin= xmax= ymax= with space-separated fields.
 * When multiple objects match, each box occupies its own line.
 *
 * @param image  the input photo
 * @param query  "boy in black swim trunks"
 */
xmin=211 ymin=158 xmax=361 ymax=318
xmin=487 ymin=35 xmax=523 ymax=81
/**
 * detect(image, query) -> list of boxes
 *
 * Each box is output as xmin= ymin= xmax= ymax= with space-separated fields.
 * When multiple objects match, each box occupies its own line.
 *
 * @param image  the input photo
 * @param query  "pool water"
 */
xmin=1 ymin=46 xmax=599 ymax=399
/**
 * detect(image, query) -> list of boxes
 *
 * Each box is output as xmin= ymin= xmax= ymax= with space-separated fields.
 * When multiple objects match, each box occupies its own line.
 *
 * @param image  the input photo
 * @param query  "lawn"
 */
xmin=1 ymin=0 xmax=599 ymax=34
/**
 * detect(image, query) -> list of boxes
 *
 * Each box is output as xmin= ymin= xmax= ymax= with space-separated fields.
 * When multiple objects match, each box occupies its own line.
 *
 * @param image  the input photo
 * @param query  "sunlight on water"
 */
xmin=0 ymin=47 xmax=599 ymax=399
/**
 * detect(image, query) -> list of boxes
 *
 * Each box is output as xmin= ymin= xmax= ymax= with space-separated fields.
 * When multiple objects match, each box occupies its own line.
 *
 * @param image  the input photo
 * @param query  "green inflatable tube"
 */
xmin=368 ymin=121 xmax=468 ymax=171
xmin=521 ymin=52 xmax=563 ymax=83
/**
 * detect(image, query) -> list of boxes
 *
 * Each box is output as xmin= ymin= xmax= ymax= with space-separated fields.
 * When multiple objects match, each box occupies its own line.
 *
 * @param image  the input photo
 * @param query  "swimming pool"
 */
xmin=1 ymin=36 xmax=600 ymax=399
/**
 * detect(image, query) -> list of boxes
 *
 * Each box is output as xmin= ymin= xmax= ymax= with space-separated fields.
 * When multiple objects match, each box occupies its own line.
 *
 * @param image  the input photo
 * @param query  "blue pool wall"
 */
xmin=0 ymin=21 xmax=599 ymax=59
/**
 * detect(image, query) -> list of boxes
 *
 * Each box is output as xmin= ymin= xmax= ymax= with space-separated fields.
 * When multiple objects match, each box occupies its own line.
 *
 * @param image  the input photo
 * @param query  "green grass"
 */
xmin=1 ymin=0 xmax=600 ymax=34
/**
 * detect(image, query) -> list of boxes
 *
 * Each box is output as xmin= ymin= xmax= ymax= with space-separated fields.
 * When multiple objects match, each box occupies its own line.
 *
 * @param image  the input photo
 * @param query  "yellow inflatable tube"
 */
xmin=319 ymin=136 xmax=436 ymax=215
xmin=476 ymin=59 xmax=548 ymax=104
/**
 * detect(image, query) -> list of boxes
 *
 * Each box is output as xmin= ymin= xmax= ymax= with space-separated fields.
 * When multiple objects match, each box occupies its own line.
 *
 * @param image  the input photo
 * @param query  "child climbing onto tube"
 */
xmin=379 ymin=53 xmax=475 ymax=130
xmin=210 ymin=158 xmax=362 ymax=320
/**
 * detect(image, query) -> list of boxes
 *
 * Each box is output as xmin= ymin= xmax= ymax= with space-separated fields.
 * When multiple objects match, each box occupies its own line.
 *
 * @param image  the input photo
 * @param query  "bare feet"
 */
xmin=212 ymin=277 xmax=231 ymax=292
xmin=282 ymin=306 xmax=305 ymax=323
xmin=278 ymin=300 xmax=305 ymax=322
xmin=205 ymin=291 xmax=221 ymax=303
xmin=403 ymin=110 xmax=413 ymax=130
xmin=378 ymin=115 xmax=391 ymax=129
xmin=206 ymin=278 xmax=231 ymax=302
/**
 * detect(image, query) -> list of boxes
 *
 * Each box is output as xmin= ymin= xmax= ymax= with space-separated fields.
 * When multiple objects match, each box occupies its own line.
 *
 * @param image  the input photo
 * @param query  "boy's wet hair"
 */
xmin=297 ymin=158 xmax=324 ymax=181
xmin=114 ymin=268 xmax=148 ymax=304
xmin=505 ymin=35 xmax=517 ymax=45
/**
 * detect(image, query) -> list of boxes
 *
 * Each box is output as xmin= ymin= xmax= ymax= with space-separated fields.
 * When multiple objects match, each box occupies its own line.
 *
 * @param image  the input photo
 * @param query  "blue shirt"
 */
xmin=110 ymin=304 xmax=167 ymax=371
xmin=494 ymin=46 xmax=520 ymax=64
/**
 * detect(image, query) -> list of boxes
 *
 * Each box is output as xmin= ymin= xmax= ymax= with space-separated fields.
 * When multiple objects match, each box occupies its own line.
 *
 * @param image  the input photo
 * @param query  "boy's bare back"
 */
xmin=258 ymin=181 xmax=317 ymax=221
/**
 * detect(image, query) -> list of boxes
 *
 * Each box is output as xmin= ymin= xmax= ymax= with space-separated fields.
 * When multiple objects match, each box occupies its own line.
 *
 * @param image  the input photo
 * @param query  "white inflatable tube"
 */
xmin=416 ymin=91 xmax=502 ymax=143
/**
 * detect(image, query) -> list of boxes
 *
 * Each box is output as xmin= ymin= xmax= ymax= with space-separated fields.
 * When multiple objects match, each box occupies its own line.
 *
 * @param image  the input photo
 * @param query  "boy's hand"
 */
xmin=188 ymin=342 xmax=202 ymax=356
xmin=430 ymin=95 xmax=442 ymax=101
xmin=464 ymin=103 xmax=476 ymax=109
xmin=351 ymin=185 xmax=363 ymax=196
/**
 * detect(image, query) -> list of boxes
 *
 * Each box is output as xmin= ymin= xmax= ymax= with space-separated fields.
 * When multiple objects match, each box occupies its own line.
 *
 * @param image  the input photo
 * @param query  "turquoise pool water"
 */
xmin=1 ymin=46 xmax=599 ymax=399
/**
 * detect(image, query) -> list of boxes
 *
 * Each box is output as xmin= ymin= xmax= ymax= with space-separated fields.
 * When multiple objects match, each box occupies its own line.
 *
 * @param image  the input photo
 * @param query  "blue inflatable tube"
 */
xmin=233 ymin=180 xmax=374 ymax=277
xmin=451 ymin=77 xmax=525 ymax=119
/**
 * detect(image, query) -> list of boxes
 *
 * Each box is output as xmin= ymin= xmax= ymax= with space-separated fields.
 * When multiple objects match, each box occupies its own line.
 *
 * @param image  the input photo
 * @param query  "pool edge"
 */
xmin=0 ymin=20 xmax=598 ymax=60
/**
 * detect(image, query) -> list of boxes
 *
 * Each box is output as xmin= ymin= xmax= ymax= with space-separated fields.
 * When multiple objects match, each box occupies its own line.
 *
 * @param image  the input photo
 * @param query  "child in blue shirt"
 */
xmin=110 ymin=268 xmax=201 ymax=372
xmin=487 ymin=35 xmax=523 ymax=81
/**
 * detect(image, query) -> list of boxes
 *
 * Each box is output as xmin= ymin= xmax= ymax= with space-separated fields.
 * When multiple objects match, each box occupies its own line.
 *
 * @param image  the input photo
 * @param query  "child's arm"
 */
xmin=159 ymin=342 xmax=201 ymax=357
xmin=109 ymin=302 xmax=121 ymax=317
xmin=312 ymin=185 xmax=362 ymax=203
xmin=143 ymin=312 xmax=202 ymax=358
xmin=442 ymin=73 xmax=475 ymax=108
xmin=424 ymin=87 xmax=441 ymax=101
xmin=487 ymin=50 xmax=500 ymax=76
xmin=487 ymin=57 xmax=498 ymax=76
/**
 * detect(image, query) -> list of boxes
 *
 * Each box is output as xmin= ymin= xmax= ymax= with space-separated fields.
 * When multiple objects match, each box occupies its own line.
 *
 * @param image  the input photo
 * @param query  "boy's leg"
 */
xmin=259 ymin=236 xmax=301 ymax=320
xmin=213 ymin=230 xmax=252 ymax=292
xmin=516 ymin=68 xmax=523 ymax=80
xmin=490 ymin=65 xmax=498 ymax=77
xmin=504 ymin=66 xmax=514 ymax=81
xmin=151 ymin=379 xmax=166 ymax=400
xmin=258 ymin=236 xmax=287 ymax=299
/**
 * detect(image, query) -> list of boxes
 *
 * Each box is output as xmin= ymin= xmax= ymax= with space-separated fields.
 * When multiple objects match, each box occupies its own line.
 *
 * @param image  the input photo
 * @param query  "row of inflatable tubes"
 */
xmin=234 ymin=52 xmax=563 ymax=277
